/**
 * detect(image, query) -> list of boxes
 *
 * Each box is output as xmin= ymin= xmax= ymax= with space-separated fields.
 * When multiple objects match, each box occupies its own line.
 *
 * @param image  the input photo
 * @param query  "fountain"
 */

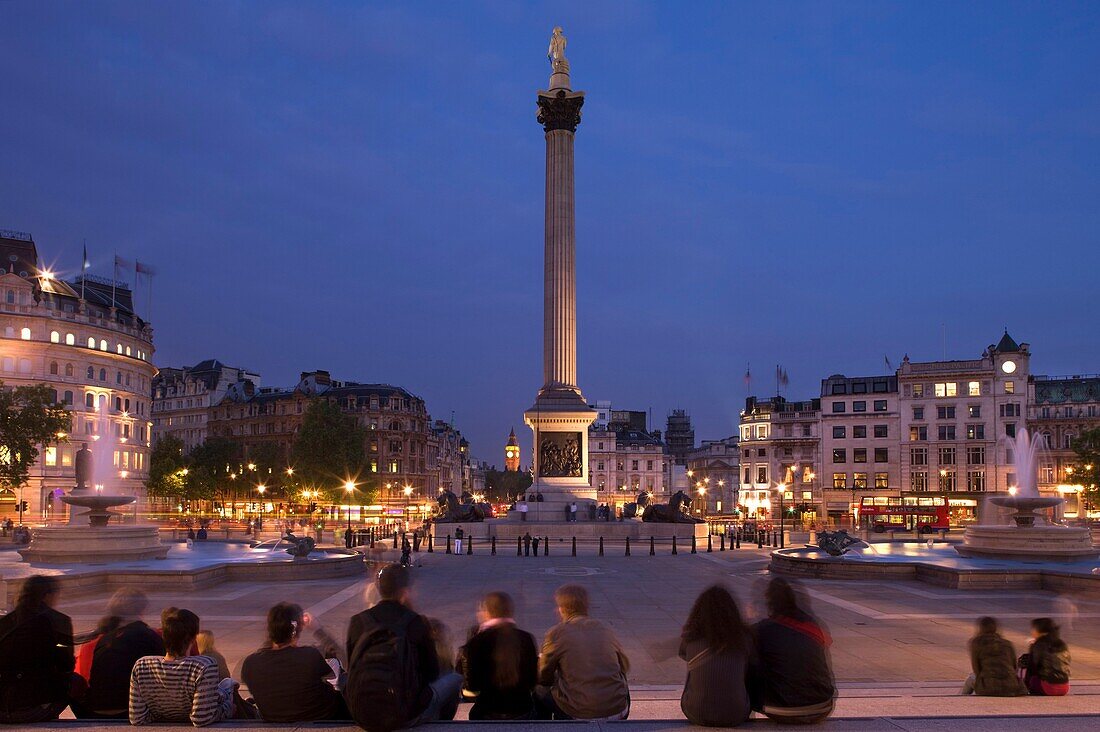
xmin=955 ymin=429 xmax=1097 ymax=561
xmin=18 ymin=443 xmax=169 ymax=564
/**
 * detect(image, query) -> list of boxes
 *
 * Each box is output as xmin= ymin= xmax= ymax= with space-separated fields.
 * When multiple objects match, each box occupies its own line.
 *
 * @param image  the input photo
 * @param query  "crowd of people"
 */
xmin=0 ymin=569 xmax=1075 ymax=728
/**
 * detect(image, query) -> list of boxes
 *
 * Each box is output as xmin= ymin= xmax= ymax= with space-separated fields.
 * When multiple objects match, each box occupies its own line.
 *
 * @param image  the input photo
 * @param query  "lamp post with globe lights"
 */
xmin=774 ymin=482 xmax=787 ymax=548
xmin=344 ymin=481 xmax=356 ymax=541
xmin=403 ymin=485 xmax=413 ymax=528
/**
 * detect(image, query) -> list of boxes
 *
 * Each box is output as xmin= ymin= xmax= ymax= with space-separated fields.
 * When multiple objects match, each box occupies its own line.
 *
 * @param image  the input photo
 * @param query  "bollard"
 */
xmin=370 ymin=531 xmax=375 ymax=549
xmin=757 ymin=531 xmax=763 ymax=549
xmin=571 ymin=536 xmax=577 ymax=556
xmin=625 ymin=536 xmax=631 ymax=556
xmin=393 ymin=531 xmax=398 ymax=549
xmin=467 ymin=537 xmax=473 ymax=555
xmin=491 ymin=536 xmax=497 ymax=556
xmin=517 ymin=537 xmax=523 ymax=556
xmin=650 ymin=536 xmax=655 ymax=556
xmin=598 ymin=536 xmax=604 ymax=556
xmin=446 ymin=534 xmax=452 ymax=554
xmin=720 ymin=534 xmax=725 ymax=551
xmin=735 ymin=531 xmax=740 ymax=549
xmin=672 ymin=536 xmax=678 ymax=555
xmin=544 ymin=537 xmax=549 ymax=556
xmin=691 ymin=535 xmax=697 ymax=554
xmin=707 ymin=534 xmax=713 ymax=553
xmin=427 ymin=534 xmax=433 ymax=553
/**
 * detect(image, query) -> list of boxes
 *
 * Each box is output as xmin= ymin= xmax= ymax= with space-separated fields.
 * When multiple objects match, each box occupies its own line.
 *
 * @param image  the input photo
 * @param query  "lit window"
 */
xmin=116 ymin=344 xmax=123 ymax=354
xmin=912 ymin=384 xmax=924 ymax=398
xmin=50 ymin=331 xmax=60 ymax=343
xmin=99 ymin=339 xmax=107 ymax=351
xmin=19 ymin=327 xmax=30 ymax=340
xmin=968 ymin=381 xmax=980 ymax=396
xmin=65 ymin=333 xmax=74 ymax=345
xmin=87 ymin=337 xmax=95 ymax=348
xmin=44 ymin=446 xmax=57 ymax=466
xmin=1004 ymin=381 xmax=1014 ymax=394
xmin=125 ymin=346 xmax=131 ymax=356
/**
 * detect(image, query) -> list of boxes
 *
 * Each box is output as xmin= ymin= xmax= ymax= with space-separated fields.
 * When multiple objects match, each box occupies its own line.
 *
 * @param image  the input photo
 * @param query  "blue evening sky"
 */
xmin=2 ymin=2 xmax=1098 ymax=464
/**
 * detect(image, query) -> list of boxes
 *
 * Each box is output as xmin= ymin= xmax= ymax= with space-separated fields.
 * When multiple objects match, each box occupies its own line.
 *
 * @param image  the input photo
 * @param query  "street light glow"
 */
xmin=344 ymin=481 xmax=356 ymax=492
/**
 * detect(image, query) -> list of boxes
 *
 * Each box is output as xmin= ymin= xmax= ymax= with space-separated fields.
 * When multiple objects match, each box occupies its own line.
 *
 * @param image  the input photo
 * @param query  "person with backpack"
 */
xmin=0 ymin=575 xmax=76 ymax=724
xmin=73 ymin=588 xmax=165 ymax=719
xmin=461 ymin=591 xmax=538 ymax=720
xmin=750 ymin=577 xmax=836 ymax=724
xmin=344 ymin=564 xmax=461 ymax=731
xmin=241 ymin=603 xmax=346 ymax=721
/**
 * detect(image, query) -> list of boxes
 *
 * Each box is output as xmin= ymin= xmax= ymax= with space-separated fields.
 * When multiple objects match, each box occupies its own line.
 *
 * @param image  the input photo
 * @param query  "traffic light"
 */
xmin=19 ymin=500 xmax=28 ymax=512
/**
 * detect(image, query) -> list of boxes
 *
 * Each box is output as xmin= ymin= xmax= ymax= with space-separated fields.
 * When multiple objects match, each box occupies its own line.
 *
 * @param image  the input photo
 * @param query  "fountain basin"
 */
xmin=62 ymin=494 xmax=137 ymax=527
xmin=955 ymin=524 xmax=1097 ymax=561
xmin=18 ymin=525 xmax=169 ymax=564
xmin=989 ymin=495 xmax=1065 ymax=527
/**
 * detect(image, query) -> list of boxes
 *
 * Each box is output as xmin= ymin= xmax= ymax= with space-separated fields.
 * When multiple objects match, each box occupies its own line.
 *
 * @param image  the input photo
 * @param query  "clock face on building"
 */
xmin=506 ymin=449 xmax=516 ymax=458
xmin=1001 ymin=360 xmax=1017 ymax=374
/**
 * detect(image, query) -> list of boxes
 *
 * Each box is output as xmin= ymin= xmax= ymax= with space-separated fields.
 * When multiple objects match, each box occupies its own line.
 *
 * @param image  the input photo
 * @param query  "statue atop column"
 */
xmin=548 ymin=26 xmax=569 ymax=75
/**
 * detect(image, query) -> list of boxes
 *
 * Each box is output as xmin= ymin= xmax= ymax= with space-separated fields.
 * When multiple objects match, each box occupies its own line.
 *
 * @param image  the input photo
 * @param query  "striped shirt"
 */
xmin=128 ymin=655 xmax=232 ymax=726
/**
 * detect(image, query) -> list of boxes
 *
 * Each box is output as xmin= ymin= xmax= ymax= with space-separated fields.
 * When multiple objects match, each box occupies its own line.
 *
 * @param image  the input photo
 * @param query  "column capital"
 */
xmin=537 ymin=89 xmax=584 ymax=133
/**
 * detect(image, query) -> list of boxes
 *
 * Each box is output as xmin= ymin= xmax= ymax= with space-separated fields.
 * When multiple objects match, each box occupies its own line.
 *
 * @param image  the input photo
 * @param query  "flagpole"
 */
xmin=112 ymin=252 xmax=117 ymax=309
xmin=81 ymin=240 xmax=86 ymax=300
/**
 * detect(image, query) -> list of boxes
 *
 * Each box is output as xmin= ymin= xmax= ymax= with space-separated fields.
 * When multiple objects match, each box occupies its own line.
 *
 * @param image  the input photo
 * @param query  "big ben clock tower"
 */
xmin=504 ymin=428 xmax=521 ymax=472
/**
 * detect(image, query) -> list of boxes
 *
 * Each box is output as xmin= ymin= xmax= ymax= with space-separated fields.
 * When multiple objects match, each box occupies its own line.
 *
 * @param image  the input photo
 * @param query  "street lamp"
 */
xmin=696 ymin=484 xmax=706 ymax=515
xmin=256 ymin=484 xmax=266 ymax=530
xmin=774 ymin=482 xmax=787 ymax=548
xmin=344 ymin=481 xmax=356 ymax=544
xmin=403 ymin=485 xmax=413 ymax=527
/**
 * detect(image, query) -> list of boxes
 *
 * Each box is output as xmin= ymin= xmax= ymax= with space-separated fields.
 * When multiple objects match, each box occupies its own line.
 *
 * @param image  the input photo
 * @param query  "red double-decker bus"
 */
xmin=859 ymin=496 xmax=950 ymax=533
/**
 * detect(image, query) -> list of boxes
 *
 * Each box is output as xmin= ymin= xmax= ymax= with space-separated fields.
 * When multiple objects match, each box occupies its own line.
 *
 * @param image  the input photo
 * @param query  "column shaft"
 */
xmin=543 ymin=129 xmax=576 ymax=391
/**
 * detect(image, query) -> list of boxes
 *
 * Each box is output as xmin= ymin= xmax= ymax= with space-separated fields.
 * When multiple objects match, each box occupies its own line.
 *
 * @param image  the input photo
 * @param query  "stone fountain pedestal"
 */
xmin=956 ymin=496 xmax=1097 ymax=562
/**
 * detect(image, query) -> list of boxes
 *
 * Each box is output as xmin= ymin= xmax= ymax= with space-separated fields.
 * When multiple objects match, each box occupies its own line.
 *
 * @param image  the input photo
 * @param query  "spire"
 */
xmin=995 ymin=330 xmax=1021 ymax=353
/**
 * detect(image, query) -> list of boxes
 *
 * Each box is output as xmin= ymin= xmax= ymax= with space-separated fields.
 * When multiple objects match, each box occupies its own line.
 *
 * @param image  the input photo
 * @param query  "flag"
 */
xmin=743 ymin=365 xmax=751 ymax=389
xmin=113 ymin=254 xmax=132 ymax=272
xmin=135 ymin=261 xmax=156 ymax=276
xmin=82 ymin=244 xmax=90 ymax=270
xmin=885 ymin=354 xmax=894 ymax=373
xmin=778 ymin=365 xmax=789 ymax=387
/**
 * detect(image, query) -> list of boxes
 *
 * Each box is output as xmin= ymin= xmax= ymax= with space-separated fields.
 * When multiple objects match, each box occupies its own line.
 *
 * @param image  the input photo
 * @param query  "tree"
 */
xmin=187 ymin=437 xmax=237 ymax=503
xmin=483 ymin=469 xmax=533 ymax=503
xmin=290 ymin=400 xmax=372 ymax=501
xmin=1069 ymin=427 xmax=1100 ymax=511
xmin=0 ymin=382 xmax=71 ymax=492
xmin=147 ymin=435 xmax=188 ymax=499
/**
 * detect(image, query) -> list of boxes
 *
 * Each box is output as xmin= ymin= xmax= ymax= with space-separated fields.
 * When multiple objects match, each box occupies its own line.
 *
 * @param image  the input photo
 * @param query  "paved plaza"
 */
xmin=48 ymin=546 xmax=1100 ymax=689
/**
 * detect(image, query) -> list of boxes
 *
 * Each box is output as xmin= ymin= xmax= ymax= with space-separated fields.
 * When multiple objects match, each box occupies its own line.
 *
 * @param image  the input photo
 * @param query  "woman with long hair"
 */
xmin=461 ymin=591 xmax=538 ymax=720
xmin=751 ymin=577 xmax=836 ymax=724
xmin=0 ymin=575 xmax=75 ymax=723
xmin=240 ymin=602 xmax=346 ymax=721
xmin=1022 ymin=617 xmax=1070 ymax=696
xmin=679 ymin=585 xmax=752 ymax=726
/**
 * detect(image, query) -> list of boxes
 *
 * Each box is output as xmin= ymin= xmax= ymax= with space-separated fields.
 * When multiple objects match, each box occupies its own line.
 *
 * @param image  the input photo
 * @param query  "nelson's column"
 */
xmin=523 ymin=26 xmax=599 ymax=521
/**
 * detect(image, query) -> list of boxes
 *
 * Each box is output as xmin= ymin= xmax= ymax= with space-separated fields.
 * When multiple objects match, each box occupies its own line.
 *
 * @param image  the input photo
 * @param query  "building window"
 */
xmin=832 ymin=449 xmax=846 ymax=463
xmin=938 ymin=425 xmax=956 ymax=441
xmin=873 ymin=400 xmax=887 ymax=412
xmin=49 ymin=361 xmax=58 ymax=375
xmin=853 ymin=472 xmax=868 ymax=489
xmin=910 ymin=426 xmax=927 ymax=441
xmin=968 ymin=381 xmax=980 ymax=396
xmin=19 ymin=327 xmax=30 ymax=340
xmin=832 ymin=473 xmax=846 ymax=489
xmin=967 ymin=446 xmax=985 ymax=465
xmin=832 ymin=402 xmax=845 ymax=413
xmin=939 ymin=447 xmax=956 ymax=465
xmin=967 ymin=470 xmax=986 ymax=491
xmin=853 ymin=401 xmax=866 ymax=412
xmin=875 ymin=472 xmax=889 ymax=489
xmin=999 ymin=403 xmax=1021 ymax=418
xmin=853 ymin=448 xmax=867 ymax=463
xmin=87 ymin=337 xmax=95 ymax=348
xmin=1004 ymin=381 xmax=1015 ymax=394
xmin=913 ymin=384 xmax=924 ymax=398
xmin=940 ymin=470 xmax=957 ymax=491
xmin=99 ymin=368 xmax=106 ymax=381
xmin=874 ymin=424 xmax=888 ymax=438
xmin=50 ymin=330 xmax=59 ymax=343
xmin=966 ymin=424 xmax=985 ymax=440
xmin=65 ymin=333 xmax=74 ymax=345
xmin=934 ymin=382 xmax=957 ymax=397
xmin=803 ymin=424 xmax=812 ymax=437
xmin=937 ymin=406 xmax=956 ymax=419
xmin=910 ymin=471 xmax=927 ymax=491
xmin=831 ymin=383 xmax=847 ymax=395
xmin=631 ymin=460 xmax=638 ymax=470
xmin=852 ymin=382 xmax=867 ymax=394
xmin=756 ymin=466 xmax=767 ymax=484
xmin=1005 ymin=423 xmax=1016 ymax=438
xmin=911 ymin=447 xmax=928 ymax=465
xmin=755 ymin=425 xmax=767 ymax=439
xmin=832 ymin=426 xmax=845 ymax=439
xmin=874 ymin=448 xmax=889 ymax=462
xmin=968 ymin=405 xmax=980 ymax=418
xmin=853 ymin=425 xmax=867 ymax=438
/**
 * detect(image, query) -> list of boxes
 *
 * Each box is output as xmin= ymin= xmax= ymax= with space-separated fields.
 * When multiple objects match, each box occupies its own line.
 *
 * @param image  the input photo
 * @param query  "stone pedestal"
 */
xmin=18 ymin=525 xmax=169 ymax=564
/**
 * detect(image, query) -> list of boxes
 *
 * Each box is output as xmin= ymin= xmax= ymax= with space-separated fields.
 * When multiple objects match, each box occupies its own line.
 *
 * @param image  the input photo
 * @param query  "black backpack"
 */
xmin=345 ymin=611 xmax=421 ymax=732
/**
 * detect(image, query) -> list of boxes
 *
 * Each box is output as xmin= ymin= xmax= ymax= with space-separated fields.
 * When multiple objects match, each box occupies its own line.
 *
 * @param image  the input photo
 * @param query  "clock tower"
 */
xmin=504 ymin=428 xmax=521 ymax=472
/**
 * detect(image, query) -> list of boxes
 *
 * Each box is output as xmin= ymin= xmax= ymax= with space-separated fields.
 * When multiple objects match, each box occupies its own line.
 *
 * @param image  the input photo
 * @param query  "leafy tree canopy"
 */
xmin=289 ymin=400 xmax=372 ymax=501
xmin=1070 ymin=427 xmax=1100 ymax=509
xmin=0 ymin=382 xmax=71 ymax=491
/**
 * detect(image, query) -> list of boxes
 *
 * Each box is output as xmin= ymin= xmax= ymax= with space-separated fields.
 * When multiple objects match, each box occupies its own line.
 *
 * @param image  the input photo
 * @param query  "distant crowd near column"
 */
xmin=0 ymin=570 xmax=1074 ymax=728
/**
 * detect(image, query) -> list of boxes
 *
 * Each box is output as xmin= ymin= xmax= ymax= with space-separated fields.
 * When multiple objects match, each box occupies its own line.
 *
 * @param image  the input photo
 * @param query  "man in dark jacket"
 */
xmin=462 ymin=591 xmax=538 ymax=720
xmin=962 ymin=617 xmax=1027 ymax=696
xmin=0 ymin=575 xmax=75 ymax=723
xmin=751 ymin=578 xmax=835 ymax=724
xmin=345 ymin=564 xmax=461 ymax=726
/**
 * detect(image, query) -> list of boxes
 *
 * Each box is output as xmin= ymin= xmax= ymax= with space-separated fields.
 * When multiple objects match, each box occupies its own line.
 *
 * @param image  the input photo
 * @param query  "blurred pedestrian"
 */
xmin=960 ymin=617 xmax=1026 ymax=696
xmin=462 ymin=591 xmax=538 ymax=720
xmin=196 ymin=630 xmax=230 ymax=682
xmin=1020 ymin=617 xmax=1070 ymax=696
xmin=679 ymin=586 xmax=752 ymax=726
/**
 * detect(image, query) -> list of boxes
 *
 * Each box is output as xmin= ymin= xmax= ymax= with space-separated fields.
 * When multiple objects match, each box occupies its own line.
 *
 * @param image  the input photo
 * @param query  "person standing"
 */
xmin=531 ymin=536 xmax=540 ymax=557
xmin=960 ymin=617 xmax=1026 ymax=696
xmin=523 ymin=533 xmax=532 ymax=557
xmin=344 ymin=564 xmax=462 ymax=729
xmin=1021 ymin=617 xmax=1071 ymax=696
xmin=750 ymin=577 xmax=836 ymax=724
xmin=569 ymin=502 xmax=578 ymax=522
xmin=462 ymin=592 xmax=538 ymax=720
xmin=519 ymin=501 xmax=529 ymax=522
xmin=678 ymin=586 xmax=752 ymax=726
xmin=454 ymin=527 xmax=465 ymax=555
xmin=0 ymin=575 xmax=75 ymax=723
xmin=536 ymin=585 xmax=630 ymax=720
